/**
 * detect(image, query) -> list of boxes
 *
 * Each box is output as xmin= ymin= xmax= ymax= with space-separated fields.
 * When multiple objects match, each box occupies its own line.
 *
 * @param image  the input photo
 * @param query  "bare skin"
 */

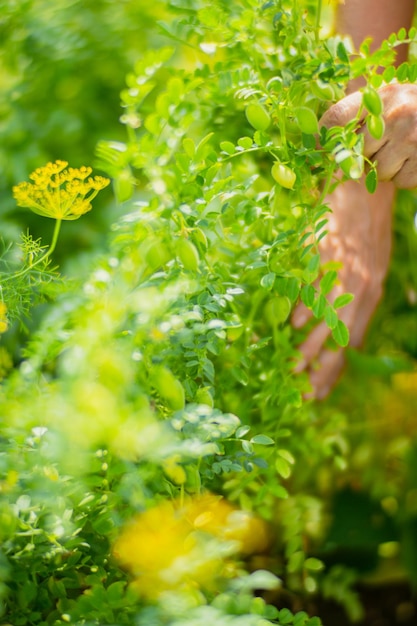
xmin=294 ymin=0 xmax=416 ymax=399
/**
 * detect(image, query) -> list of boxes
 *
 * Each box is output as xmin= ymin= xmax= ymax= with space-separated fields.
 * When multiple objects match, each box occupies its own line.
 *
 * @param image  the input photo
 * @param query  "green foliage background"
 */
xmin=1 ymin=1 xmax=417 ymax=625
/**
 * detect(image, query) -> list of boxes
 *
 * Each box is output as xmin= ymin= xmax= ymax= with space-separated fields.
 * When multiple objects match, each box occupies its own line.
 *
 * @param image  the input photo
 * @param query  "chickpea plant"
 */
xmin=1 ymin=1 xmax=417 ymax=626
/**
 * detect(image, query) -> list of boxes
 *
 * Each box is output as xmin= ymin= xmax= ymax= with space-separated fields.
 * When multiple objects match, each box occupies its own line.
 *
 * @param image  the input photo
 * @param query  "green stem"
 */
xmin=277 ymin=105 xmax=289 ymax=160
xmin=315 ymin=162 xmax=336 ymax=209
xmin=49 ymin=218 xmax=62 ymax=257
xmin=1 ymin=219 xmax=62 ymax=284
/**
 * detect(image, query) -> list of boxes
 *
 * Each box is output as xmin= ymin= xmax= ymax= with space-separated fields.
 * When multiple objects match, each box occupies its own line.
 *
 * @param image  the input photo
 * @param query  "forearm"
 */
xmin=336 ymin=0 xmax=415 ymax=61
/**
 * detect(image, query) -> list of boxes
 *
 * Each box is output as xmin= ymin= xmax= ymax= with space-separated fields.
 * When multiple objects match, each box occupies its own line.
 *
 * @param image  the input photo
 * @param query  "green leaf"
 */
xmin=242 ymin=440 xmax=254 ymax=454
xmin=332 ymin=319 xmax=350 ymax=347
xmin=312 ymin=293 xmax=326 ymax=318
xmin=241 ymin=570 xmax=281 ymax=591
xmin=286 ymin=277 xmax=301 ymax=303
xmin=365 ymin=168 xmax=377 ymax=194
xmin=382 ymin=65 xmax=396 ymax=83
xmin=337 ymin=41 xmax=349 ymax=63
xmin=182 ymin=137 xmax=195 ymax=158
xmin=236 ymin=425 xmax=250 ymax=438
xmin=398 ymin=27 xmax=407 ymax=41
xmin=287 ymin=551 xmax=305 ymax=573
xmin=301 ymin=284 xmax=315 ymax=307
xmin=269 ymin=484 xmax=289 ymax=499
xmin=324 ymin=305 xmax=338 ymax=330
xmin=275 ymin=457 xmax=291 ymax=479
xmin=251 ymin=434 xmax=275 ymax=445
xmin=195 ymin=132 xmax=214 ymax=160
xmin=144 ymin=112 xmax=161 ymax=134
xmin=396 ymin=62 xmax=409 ymax=82
xmin=409 ymin=63 xmax=417 ymax=82
xmin=237 ymin=136 xmax=253 ymax=149
xmin=278 ymin=608 xmax=294 ymax=624
xmin=304 ymin=557 xmax=325 ymax=572
xmin=261 ymin=272 xmax=275 ymax=290
xmin=370 ymin=74 xmax=383 ymax=89
xmin=333 ymin=293 xmax=354 ymax=309
xmin=107 ymin=581 xmax=126 ymax=605
xmin=220 ymin=141 xmax=235 ymax=155
xmin=303 ymin=253 xmax=320 ymax=282
xmin=307 ymin=253 xmax=320 ymax=274
xmin=231 ymin=366 xmax=249 ymax=386
xmin=319 ymin=270 xmax=337 ymax=296
xmin=278 ymin=448 xmax=295 ymax=464
xmin=293 ymin=612 xmax=309 ymax=626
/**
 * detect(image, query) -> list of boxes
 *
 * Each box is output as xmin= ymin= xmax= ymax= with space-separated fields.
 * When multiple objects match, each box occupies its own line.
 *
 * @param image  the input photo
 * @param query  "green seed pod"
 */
xmin=143 ymin=239 xmax=171 ymax=271
xmin=177 ymin=237 xmax=200 ymax=271
xmin=271 ymin=162 xmax=296 ymax=189
xmin=294 ymin=106 xmax=319 ymax=134
xmin=264 ymin=296 xmax=292 ymax=325
xmin=367 ymin=114 xmax=385 ymax=140
xmin=192 ymin=227 xmax=208 ymax=250
xmin=153 ymin=366 xmax=185 ymax=411
xmin=226 ymin=323 xmax=244 ymax=342
xmin=363 ymin=88 xmax=383 ymax=116
xmin=114 ymin=169 xmax=134 ymax=203
xmin=245 ymin=103 xmax=271 ymax=131
xmin=310 ymin=80 xmax=334 ymax=101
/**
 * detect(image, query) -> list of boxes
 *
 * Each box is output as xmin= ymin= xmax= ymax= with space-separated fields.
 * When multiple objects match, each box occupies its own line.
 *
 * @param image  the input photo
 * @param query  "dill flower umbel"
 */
xmin=12 ymin=160 xmax=110 ymax=220
xmin=0 ymin=303 xmax=8 ymax=334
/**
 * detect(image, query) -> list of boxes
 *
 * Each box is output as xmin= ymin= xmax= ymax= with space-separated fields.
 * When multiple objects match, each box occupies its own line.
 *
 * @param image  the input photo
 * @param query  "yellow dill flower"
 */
xmin=0 ymin=302 xmax=8 ymax=334
xmin=112 ymin=493 xmax=269 ymax=599
xmin=12 ymin=160 xmax=110 ymax=220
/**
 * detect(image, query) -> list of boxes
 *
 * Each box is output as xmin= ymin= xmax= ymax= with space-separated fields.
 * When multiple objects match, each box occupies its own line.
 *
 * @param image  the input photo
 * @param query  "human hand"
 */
xmin=321 ymin=83 xmax=417 ymax=188
xmin=293 ymin=178 xmax=395 ymax=399
xmin=292 ymin=82 xmax=417 ymax=399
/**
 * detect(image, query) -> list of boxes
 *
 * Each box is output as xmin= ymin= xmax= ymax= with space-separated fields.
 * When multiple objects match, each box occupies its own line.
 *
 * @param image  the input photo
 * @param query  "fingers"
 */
xmin=319 ymin=91 xmax=364 ymax=129
xmin=369 ymin=142 xmax=407 ymax=182
xmin=292 ymin=302 xmax=312 ymax=329
xmin=294 ymin=320 xmax=345 ymax=400
xmin=296 ymin=322 xmax=331 ymax=372
xmin=310 ymin=348 xmax=345 ymax=400
xmin=321 ymin=83 xmax=417 ymax=189
xmin=393 ymin=158 xmax=417 ymax=189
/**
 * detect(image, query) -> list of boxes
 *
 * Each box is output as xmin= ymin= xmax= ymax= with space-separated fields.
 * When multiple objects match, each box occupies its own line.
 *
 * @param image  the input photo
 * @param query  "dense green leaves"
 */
xmin=1 ymin=2 xmax=417 ymax=626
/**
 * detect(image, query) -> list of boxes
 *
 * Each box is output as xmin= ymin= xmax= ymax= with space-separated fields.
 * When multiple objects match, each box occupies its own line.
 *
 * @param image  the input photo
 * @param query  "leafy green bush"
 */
xmin=2 ymin=1 xmax=417 ymax=625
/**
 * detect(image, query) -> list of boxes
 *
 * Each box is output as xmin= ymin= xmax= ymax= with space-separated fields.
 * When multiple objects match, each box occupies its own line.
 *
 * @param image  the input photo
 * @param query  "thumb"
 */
xmin=319 ymin=90 xmax=365 ymax=128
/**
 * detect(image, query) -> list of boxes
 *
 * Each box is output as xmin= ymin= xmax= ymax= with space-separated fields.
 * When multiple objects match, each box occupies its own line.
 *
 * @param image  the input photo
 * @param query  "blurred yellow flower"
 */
xmin=185 ymin=493 xmax=269 ymax=555
xmin=113 ymin=493 xmax=269 ymax=599
xmin=12 ymin=160 xmax=110 ymax=220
